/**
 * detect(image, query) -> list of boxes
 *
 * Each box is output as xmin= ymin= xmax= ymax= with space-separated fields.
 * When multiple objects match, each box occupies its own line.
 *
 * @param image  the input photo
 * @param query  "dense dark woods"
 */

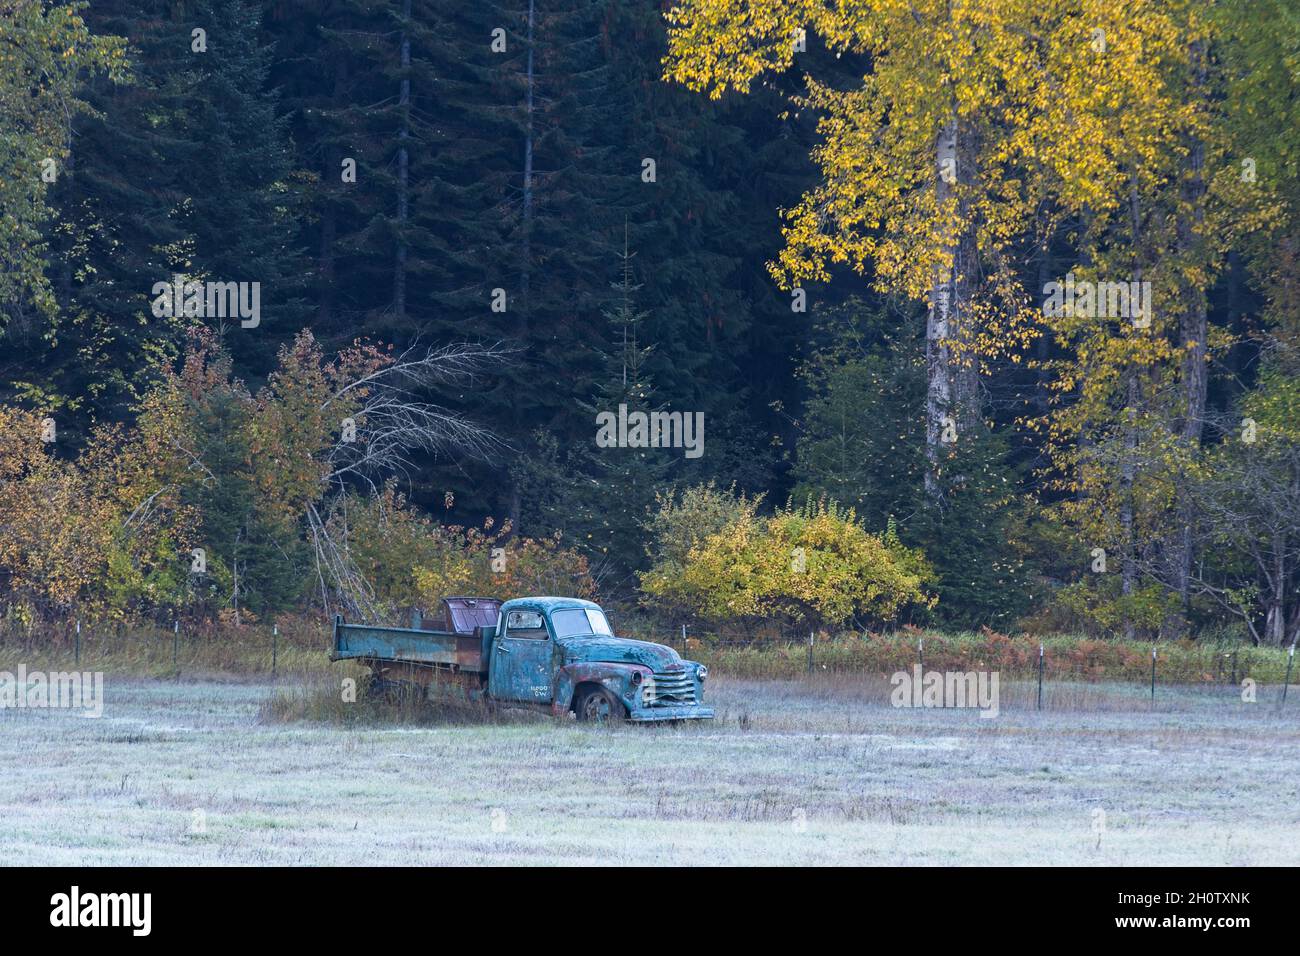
xmin=2 ymin=0 xmax=1298 ymax=646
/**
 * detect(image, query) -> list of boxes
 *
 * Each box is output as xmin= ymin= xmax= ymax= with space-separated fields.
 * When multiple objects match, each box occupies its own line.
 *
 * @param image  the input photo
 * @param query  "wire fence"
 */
xmin=0 ymin=617 xmax=322 ymax=680
xmin=646 ymin=627 xmax=1299 ymax=698
xmin=0 ymin=617 xmax=1296 ymax=707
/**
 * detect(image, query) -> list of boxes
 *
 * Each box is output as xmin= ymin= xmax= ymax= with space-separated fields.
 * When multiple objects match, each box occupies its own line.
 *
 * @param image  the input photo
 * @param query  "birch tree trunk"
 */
xmin=925 ymin=118 xmax=960 ymax=500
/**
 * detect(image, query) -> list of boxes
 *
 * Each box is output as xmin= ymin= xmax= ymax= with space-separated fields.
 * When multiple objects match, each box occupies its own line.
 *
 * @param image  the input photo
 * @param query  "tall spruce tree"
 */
xmin=25 ymin=0 xmax=308 ymax=438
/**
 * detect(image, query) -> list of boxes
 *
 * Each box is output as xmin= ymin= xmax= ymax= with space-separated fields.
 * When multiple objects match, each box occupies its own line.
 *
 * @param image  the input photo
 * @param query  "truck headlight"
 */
xmin=697 ymin=664 xmax=708 ymax=681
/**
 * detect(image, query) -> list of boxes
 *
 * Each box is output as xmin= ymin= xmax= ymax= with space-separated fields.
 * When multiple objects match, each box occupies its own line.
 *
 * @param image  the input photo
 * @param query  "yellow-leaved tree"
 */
xmin=1031 ymin=0 xmax=1285 ymax=637
xmin=663 ymin=0 xmax=1120 ymax=494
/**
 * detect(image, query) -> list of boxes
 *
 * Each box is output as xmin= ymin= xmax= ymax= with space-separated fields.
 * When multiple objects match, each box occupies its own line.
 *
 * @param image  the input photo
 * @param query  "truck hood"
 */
xmin=562 ymin=636 xmax=683 ymax=671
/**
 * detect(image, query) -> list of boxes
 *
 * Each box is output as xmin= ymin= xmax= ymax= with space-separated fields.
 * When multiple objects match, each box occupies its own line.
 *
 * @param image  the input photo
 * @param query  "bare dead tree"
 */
xmin=323 ymin=342 xmax=509 ymax=493
xmin=306 ymin=500 xmax=380 ymax=622
xmin=311 ymin=341 xmax=513 ymax=620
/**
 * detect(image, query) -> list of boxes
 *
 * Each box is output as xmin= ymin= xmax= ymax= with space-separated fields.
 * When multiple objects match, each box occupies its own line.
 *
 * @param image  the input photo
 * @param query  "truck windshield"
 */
xmin=550 ymin=608 xmax=613 ymax=638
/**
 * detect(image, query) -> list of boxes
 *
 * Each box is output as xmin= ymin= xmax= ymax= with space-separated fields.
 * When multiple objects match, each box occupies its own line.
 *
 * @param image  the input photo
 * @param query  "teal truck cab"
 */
xmin=332 ymin=596 xmax=714 ymax=723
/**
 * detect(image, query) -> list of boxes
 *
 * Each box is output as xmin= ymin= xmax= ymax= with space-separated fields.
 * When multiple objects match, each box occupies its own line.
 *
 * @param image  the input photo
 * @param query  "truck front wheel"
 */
xmin=574 ymin=686 xmax=625 ymax=724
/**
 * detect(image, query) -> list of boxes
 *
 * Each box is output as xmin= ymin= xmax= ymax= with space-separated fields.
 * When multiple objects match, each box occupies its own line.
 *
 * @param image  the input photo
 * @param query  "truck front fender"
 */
xmin=552 ymin=662 xmax=649 ymax=716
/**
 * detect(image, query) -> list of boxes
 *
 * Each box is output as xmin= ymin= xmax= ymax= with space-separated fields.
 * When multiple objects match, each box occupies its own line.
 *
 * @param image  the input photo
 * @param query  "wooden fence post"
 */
xmin=1150 ymin=645 xmax=1157 ymax=704
xmin=1037 ymin=643 xmax=1044 ymax=711
xmin=1283 ymin=643 xmax=1295 ymax=707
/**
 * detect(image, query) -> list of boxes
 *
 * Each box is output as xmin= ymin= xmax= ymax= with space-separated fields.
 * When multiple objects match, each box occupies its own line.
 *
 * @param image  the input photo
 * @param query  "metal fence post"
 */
xmin=173 ymin=619 xmax=179 ymax=672
xmin=75 ymin=620 xmax=81 ymax=668
xmin=1037 ymin=642 xmax=1044 ymax=711
xmin=1283 ymin=643 xmax=1295 ymax=706
xmin=806 ymin=631 xmax=813 ymax=675
xmin=1150 ymin=645 xmax=1157 ymax=704
xmin=272 ymin=624 xmax=279 ymax=679
xmin=918 ymin=637 xmax=924 ymax=673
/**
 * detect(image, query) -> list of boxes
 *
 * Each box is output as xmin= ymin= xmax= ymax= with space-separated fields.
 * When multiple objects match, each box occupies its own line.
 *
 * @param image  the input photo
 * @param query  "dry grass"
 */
xmin=258 ymin=680 xmax=535 ymax=727
xmin=3 ymin=620 xmax=1291 ymax=690
xmin=2 ymin=672 xmax=1297 ymax=865
xmin=0 ymin=619 xmax=334 ymax=681
xmin=684 ymin=631 xmax=1295 ymax=684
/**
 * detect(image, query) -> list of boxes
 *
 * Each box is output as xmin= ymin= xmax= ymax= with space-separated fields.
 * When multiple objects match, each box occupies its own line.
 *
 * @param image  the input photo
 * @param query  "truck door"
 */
xmin=489 ymin=608 xmax=554 ymax=703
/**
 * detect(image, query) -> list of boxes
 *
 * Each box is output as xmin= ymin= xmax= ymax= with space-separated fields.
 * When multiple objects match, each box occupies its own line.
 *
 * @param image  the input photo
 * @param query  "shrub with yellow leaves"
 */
xmin=328 ymin=483 xmax=595 ymax=621
xmin=642 ymin=490 xmax=934 ymax=632
xmin=0 ymin=406 xmax=196 ymax=620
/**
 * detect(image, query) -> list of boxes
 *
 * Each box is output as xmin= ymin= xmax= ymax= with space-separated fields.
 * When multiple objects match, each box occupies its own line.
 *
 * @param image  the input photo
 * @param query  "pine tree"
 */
xmin=19 ymin=0 xmax=308 ymax=436
xmin=175 ymin=0 xmax=310 ymax=377
xmin=512 ymin=231 xmax=671 ymax=595
xmin=581 ymin=229 xmax=672 ymax=590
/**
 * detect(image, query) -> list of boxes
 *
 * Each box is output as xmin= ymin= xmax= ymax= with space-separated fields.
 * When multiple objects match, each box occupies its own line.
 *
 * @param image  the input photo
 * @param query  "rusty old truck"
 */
xmin=331 ymin=596 xmax=714 ymax=722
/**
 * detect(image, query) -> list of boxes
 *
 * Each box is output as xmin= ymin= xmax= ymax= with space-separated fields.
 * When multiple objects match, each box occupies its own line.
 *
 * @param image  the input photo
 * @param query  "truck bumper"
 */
xmin=627 ymin=704 xmax=715 ymax=722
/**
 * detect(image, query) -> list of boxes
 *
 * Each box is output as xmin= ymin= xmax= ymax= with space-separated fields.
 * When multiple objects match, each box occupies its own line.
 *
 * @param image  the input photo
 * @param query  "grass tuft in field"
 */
xmin=258 ymin=679 xmax=536 ymax=728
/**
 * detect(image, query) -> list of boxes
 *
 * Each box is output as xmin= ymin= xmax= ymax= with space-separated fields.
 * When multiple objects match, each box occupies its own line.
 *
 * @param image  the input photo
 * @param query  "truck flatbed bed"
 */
xmin=332 ymin=619 xmax=488 ymax=672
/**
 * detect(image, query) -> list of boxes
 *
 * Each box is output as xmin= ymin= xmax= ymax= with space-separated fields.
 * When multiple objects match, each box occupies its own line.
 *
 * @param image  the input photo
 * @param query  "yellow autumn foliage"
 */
xmin=331 ymin=483 xmax=596 ymax=619
xmin=0 ymin=406 xmax=196 ymax=617
xmin=643 ymin=493 xmax=934 ymax=629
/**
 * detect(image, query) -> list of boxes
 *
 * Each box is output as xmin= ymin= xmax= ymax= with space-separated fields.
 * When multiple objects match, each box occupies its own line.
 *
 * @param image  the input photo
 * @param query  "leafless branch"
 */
xmin=324 ymin=342 xmax=514 ymax=487
xmin=308 ymin=341 xmax=514 ymax=619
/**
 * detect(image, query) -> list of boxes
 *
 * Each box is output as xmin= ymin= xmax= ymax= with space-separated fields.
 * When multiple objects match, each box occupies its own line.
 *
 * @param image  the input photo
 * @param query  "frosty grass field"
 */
xmin=3 ymin=675 xmax=1298 ymax=866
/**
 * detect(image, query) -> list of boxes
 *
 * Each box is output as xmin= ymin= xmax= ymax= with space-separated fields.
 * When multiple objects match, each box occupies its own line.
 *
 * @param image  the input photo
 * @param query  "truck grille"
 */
xmin=647 ymin=670 xmax=696 ymax=705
